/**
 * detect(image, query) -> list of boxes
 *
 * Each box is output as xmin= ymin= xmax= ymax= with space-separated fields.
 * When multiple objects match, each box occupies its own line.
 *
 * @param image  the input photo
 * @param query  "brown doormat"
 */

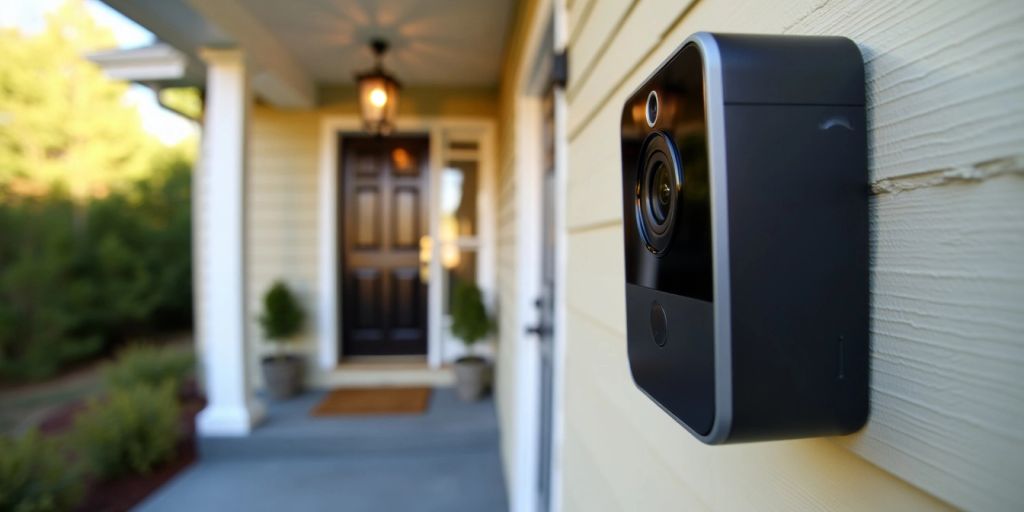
xmin=311 ymin=387 xmax=432 ymax=416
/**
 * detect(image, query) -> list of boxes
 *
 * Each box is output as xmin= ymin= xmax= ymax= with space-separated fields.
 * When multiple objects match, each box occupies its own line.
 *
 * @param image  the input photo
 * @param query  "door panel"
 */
xmin=341 ymin=135 xmax=430 ymax=357
xmin=391 ymin=268 xmax=422 ymax=329
xmin=392 ymin=186 xmax=421 ymax=248
xmin=354 ymin=187 xmax=380 ymax=247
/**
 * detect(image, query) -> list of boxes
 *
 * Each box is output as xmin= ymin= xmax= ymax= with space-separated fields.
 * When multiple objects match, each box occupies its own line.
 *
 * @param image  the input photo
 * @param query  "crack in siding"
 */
xmin=870 ymin=154 xmax=1024 ymax=195
xmin=781 ymin=0 xmax=831 ymax=33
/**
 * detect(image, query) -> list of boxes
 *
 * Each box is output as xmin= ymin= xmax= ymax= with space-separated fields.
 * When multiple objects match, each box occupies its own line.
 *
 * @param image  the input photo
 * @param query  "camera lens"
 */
xmin=650 ymin=162 xmax=672 ymax=223
xmin=646 ymin=90 xmax=658 ymax=127
xmin=635 ymin=131 xmax=683 ymax=255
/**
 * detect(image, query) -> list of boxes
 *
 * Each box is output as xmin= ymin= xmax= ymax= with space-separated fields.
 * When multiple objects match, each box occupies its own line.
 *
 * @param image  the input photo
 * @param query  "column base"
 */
xmin=196 ymin=399 xmax=266 ymax=437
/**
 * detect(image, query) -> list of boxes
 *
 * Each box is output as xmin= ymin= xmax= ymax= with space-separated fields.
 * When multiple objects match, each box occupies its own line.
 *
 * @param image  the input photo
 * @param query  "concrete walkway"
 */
xmin=136 ymin=389 xmax=508 ymax=512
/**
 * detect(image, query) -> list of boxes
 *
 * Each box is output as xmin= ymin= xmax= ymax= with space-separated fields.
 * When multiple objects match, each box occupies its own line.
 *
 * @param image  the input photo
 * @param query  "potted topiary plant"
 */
xmin=450 ymin=281 xmax=494 ymax=401
xmin=258 ymin=281 xmax=305 ymax=399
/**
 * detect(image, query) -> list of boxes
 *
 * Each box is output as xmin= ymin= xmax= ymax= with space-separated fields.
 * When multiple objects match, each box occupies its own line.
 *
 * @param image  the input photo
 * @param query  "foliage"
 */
xmin=0 ymin=0 xmax=161 ymax=200
xmin=104 ymin=344 xmax=195 ymax=394
xmin=450 ymin=281 xmax=492 ymax=349
xmin=258 ymin=281 xmax=305 ymax=343
xmin=0 ymin=191 xmax=102 ymax=380
xmin=0 ymin=0 xmax=197 ymax=381
xmin=72 ymin=382 xmax=181 ymax=479
xmin=0 ymin=430 xmax=83 ymax=512
xmin=159 ymin=87 xmax=203 ymax=121
xmin=0 ymin=155 xmax=193 ymax=382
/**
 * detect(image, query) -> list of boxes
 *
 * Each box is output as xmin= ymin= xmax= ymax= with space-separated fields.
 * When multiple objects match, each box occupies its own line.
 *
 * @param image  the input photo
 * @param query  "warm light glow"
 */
xmin=441 ymin=244 xmax=461 ymax=269
xmin=439 ymin=217 xmax=461 ymax=269
xmin=392 ymin=148 xmax=412 ymax=171
xmin=369 ymin=87 xmax=388 ymax=108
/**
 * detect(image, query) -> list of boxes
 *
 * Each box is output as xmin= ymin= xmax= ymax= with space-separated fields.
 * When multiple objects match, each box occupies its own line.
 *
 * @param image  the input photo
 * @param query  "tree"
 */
xmin=0 ymin=1 xmax=197 ymax=380
xmin=0 ymin=0 xmax=160 ymax=200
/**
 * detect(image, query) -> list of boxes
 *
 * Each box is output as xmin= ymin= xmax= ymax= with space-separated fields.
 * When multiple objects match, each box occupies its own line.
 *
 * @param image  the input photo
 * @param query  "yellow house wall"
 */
xmin=495 ymin=0 xmax=1024 ymax=510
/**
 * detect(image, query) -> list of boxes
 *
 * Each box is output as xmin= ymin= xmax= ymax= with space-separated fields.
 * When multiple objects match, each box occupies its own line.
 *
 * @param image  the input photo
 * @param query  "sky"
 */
xmin=0 ymin=0 xmax=198 ymax=146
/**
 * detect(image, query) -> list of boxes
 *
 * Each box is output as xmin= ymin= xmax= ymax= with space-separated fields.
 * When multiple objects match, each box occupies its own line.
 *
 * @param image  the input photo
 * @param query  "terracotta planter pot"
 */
xmin=454 ymin=357 xmax=491 ymax=401
xmin=261 ymin=355 xmax=303 ymax=400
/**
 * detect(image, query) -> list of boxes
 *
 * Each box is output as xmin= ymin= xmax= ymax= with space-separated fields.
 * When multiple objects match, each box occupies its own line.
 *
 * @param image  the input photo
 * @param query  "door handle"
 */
xmin=526 ymin=323 xmax=552 ymax=337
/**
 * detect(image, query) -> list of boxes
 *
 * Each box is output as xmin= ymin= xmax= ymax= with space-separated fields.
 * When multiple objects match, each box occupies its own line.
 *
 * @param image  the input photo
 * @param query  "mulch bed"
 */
xmin=36 ymin=383 xmax=205 ymax=512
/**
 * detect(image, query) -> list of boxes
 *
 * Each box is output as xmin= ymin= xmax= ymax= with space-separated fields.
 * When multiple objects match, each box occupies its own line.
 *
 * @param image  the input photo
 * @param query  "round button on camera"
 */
xmin=650 ymin=301 xmax=668 ymax=347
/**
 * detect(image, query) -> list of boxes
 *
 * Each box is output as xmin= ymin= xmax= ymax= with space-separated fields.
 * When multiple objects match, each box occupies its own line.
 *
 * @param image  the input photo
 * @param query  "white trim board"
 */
xmin=316 ymin=115 xmax=497 ymax=371
xmin=549 ymin=3 xmax=570 ymax=511
xmin=504 ymin=1 xmax=570 ymax=511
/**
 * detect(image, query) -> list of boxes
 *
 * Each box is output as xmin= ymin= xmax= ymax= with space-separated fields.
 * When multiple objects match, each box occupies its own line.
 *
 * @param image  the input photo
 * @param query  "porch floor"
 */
xmin=136 ymin=388 xmax=508 ymax=512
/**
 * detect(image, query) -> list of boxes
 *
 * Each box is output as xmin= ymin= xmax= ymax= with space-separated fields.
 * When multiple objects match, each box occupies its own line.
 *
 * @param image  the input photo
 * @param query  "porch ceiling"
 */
xmin=241 ymin=0 xmax=517 ymax=86
xmin=102 ymin=0 xmax=516 ymax=105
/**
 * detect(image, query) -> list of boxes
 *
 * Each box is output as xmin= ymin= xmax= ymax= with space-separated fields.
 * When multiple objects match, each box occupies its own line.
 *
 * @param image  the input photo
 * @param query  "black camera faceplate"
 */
xmin=621 ymin=42 xmax=717 ymax=436
xmin=622 ymin=43 xmax=713 ymax=302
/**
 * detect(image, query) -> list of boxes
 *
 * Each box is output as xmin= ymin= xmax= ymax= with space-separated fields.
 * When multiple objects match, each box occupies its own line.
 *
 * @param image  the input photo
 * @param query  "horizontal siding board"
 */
xmin=840 ymin=173 xmax=1024 ymax=511
xmin=786 ymin=0 xmax=1024 ymax=181
xmin=566 ymin=0 xmax=636 ymax=90
xmin=561 ymin=428 xmax=627 ymax=512
xmin=563 ymin=309 xmax=950 ymax=511
xmin=566 ymin=0 xmax=595 ymax=48
xmin=565 ymin=225 xmax=626 ymax=332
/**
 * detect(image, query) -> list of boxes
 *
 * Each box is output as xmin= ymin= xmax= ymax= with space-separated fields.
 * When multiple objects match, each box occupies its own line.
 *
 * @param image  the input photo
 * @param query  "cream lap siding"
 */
xmin=495 ymin=152 xmax=520 ymax=494
xmin=246 ymin=108 xmax=321 ymax=386
xmin=559 ymin=0 xmax=1024 ymax=511
xmin=494 ymin=0 xmax=540 ymax=500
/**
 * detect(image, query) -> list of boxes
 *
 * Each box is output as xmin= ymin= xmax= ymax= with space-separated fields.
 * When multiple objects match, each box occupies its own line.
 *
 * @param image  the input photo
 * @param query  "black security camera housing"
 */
xmin=620 ymin=32 xmax=869 ymax=444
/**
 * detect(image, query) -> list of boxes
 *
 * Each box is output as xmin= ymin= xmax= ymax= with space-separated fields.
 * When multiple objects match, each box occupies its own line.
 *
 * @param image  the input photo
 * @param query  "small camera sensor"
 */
xmin=646 ymin=90 xmax=659 ymax=127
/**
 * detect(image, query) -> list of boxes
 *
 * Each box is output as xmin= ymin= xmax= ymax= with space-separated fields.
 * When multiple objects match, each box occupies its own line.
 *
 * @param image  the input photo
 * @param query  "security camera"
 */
xmin=620 ymin=32 xmax=869 ymax=444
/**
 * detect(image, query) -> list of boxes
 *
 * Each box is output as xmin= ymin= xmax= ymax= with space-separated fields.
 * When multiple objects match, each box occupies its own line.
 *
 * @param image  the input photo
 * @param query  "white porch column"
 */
xmin=195 ymin=48 xmax=264 ymax=436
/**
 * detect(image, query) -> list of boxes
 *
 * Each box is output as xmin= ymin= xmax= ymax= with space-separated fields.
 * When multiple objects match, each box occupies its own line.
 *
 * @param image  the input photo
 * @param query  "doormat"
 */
xmin=310 ymin=387 xmax=431 ymax=416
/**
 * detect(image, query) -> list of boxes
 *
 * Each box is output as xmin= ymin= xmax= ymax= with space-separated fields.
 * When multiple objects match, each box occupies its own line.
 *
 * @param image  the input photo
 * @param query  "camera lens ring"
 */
xmin=646 ymin=90 xmax=659 ymax=127
xmin=635 ymin=131 xmax=683 ymax=255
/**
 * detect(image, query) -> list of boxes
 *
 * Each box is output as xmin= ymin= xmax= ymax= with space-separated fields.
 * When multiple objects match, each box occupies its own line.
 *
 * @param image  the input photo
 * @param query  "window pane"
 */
xmin=444 ymin=249 xmax=477 ymax=315
xmin=391 ymin=147 xmax=419 ymax=175
xmin=441 ymin=161 xmax=478 ymax=238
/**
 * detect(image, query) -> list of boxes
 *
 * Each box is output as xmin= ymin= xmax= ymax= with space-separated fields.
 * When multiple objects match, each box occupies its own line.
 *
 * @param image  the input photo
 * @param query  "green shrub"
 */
xmin=0 ymin=431 xmax=83 ymax=512
xmin=450 ymin=281 xmax=493 ymax=352
xmin=0 ymin=154 xmax=193 ymax=382
xmin=258 ymin=281 xmax=304 ymax=343
xmin=104 ymin=344 xmax=195 ymax=394
xmin=0 ymin=193 xmax=103 ymax=380
xmin=73 ymin=382 xmax=181 ymax=479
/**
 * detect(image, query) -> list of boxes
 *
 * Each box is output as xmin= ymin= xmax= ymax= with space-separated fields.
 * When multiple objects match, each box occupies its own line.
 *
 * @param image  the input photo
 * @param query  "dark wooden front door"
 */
xmin=340 ymin=135 xmax=429 ymax=356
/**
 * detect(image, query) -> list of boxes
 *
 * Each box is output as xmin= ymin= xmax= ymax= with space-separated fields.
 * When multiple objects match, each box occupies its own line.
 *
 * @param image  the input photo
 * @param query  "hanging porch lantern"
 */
xmin=355 ymin=39 xmax=400 ymax=135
